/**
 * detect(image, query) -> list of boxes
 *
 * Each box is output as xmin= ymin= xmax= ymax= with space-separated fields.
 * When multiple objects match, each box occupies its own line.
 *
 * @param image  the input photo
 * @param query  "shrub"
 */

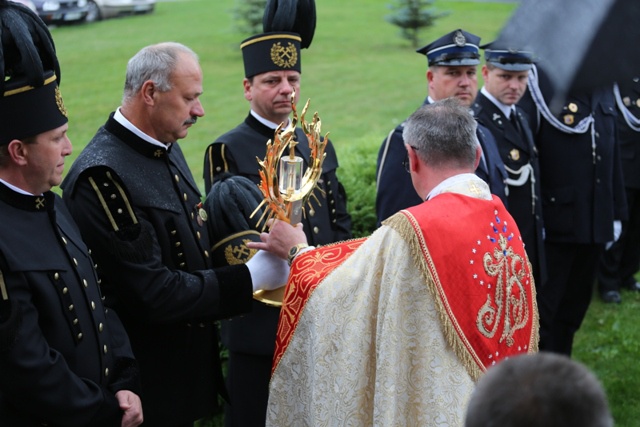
xmin=385 ymin=0 xmax=448 ymax=48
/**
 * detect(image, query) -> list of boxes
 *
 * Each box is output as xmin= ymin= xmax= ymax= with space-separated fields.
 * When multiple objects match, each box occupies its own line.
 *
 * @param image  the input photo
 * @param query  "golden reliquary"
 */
xmin=251 ymin=93 xmax=328 ymax=306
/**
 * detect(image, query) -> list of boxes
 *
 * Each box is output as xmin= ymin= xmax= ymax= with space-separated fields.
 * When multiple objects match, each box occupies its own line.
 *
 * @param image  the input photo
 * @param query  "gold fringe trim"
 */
xmin=386 ymin=211 xmax=486 ymax=381
xmin=527 ymin=257 xmax=540 ymax=352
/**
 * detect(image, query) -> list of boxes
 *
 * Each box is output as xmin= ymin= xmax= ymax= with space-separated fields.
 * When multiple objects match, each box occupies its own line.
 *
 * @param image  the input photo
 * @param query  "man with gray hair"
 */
xmin=465 ymin=352 xmax=613 ymax=427
xmin=253 ymin=98 xmax=539 ymax=426
xmin=62 ymin=42 xmax=287 ymax=427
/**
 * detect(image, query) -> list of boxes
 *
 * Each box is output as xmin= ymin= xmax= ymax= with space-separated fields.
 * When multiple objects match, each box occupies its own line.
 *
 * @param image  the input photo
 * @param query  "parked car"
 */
xmin=31 ymin=0 xmax=89 ymax=25
xmin=8 ymin=0 xmax=37 ymax=12
xmin=85 ymin=0 xmax=155 ymax=22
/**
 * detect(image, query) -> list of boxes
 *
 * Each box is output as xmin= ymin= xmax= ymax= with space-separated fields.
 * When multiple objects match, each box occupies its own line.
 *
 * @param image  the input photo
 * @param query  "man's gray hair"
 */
xmin=402 ymin=97 xmax=478 ymax=169
xmin=465 ymin=352 xmax=614 ymax=427
xmin=123 ymin=42 xmax=199 ymax=103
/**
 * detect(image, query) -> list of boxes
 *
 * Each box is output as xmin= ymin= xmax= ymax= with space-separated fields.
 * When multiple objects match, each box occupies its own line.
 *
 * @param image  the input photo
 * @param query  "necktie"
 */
xmin=510 ymin=110 xmax=522 ymax=135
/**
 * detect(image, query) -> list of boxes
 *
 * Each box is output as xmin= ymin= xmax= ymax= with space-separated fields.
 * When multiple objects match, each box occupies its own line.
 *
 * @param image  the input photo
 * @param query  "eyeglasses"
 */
xmin=403 ymin=145 xmax=419 ymax=173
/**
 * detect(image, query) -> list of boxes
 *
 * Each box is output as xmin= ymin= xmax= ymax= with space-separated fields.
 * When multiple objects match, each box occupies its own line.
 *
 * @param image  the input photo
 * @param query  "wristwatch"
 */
xmin=288 ymin=243 xmax=309 ymax=266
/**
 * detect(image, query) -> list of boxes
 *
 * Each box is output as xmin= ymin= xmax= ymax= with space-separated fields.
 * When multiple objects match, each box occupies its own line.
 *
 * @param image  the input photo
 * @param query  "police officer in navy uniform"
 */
xmin=202 ymin=4 xmax=352 ymax=423
xmin=472 ymin=44 xmax=546 ymax=286
xmin=62 ymin=43 xmax=288 ymax=427
xmin=376 ymin=29 xmax=507 ymax=225
xmin=0 ymin=1 xmax=143 ymax=425
xmin=519 ymin=64 xmax=627 ymax=356
xmin=597 ymin=78 xmax=640 ymax=303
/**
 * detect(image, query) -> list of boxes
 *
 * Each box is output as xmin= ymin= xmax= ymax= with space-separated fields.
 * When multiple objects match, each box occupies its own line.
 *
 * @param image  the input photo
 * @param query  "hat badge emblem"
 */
xmin=224 ymin=239 xmax=258 ymax=265
xmin=55 ymin=86 xmax=68 ymax=118
xmin=453 ymin=30 xmax=466 ymax=47
xmin=270 ymin=42 xmax=298 ymax=69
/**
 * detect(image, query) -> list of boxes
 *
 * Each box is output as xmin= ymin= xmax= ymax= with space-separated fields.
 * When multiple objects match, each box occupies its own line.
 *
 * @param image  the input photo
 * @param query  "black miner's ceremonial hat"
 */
xmin=241 ymin=0 xmax=316 ymax=78
xmin=241 ymin=32 xmax=302 ymax=78
xmin=0 ymin=0 xmax=68 ymax=145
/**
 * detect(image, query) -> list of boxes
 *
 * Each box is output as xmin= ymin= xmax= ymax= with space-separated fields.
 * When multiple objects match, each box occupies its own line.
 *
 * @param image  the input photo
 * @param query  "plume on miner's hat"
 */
xmin=0 ymin=0 xmax=68 ymax=146
xmin=241 ymin=0 xmax=316 ymax=78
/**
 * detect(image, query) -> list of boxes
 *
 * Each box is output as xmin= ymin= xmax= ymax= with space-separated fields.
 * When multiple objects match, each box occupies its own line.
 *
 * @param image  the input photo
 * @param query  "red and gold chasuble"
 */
xmin=403 ymin=193 xmax=538 ymax=376
xmin=272 ymin=192 xmax=538 ymax=378
xmin=272 ymin=238 xmax=366 ymax=373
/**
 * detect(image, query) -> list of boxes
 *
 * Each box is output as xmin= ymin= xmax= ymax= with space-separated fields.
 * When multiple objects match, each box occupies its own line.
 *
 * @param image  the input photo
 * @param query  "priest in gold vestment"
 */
xmin=252 ymin=98 xmax=539 ymax=426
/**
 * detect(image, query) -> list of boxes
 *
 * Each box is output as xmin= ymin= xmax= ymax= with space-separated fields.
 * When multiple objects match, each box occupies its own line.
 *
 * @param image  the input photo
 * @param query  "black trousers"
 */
xmin=224 ymin=351 xmax=272 ymax=427
xmin=537 ymin=242 xmax=603 ymax=356
xmin=598 ymin=187 xmax=640 ymax=292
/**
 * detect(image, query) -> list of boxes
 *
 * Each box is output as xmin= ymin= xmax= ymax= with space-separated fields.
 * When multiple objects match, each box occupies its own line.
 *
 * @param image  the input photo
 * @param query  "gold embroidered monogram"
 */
xmin=270 ymin=42 xmax=298 ymax=68
xmin=477 ymin=233 xmax=529 ymax=346
xmin=224 ymin=239 xmax=257 ymax=265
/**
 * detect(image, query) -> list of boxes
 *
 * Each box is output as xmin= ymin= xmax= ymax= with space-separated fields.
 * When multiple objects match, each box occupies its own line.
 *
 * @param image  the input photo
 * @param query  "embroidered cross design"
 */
xmin=468 ymin=181 xmax=483 ymax=196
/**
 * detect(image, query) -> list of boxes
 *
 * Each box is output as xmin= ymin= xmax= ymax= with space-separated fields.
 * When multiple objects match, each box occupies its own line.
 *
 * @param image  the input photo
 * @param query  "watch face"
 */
xmin=288 ymin=244 xmax=308 ymax=265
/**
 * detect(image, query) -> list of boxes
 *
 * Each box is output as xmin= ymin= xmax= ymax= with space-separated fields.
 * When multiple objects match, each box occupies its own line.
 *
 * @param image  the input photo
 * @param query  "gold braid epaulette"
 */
xmin=87 ymin=169 xmax=138 ymax=232
xmin=0 ymin=270 xmax=7 ymax=302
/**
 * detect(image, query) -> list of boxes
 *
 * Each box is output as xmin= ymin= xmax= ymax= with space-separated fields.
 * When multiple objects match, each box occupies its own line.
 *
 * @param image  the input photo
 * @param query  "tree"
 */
xmin=232 ymin=0 xmax=267 ymax=35
xmin=386 ymin=0 xmax=448 ymax=48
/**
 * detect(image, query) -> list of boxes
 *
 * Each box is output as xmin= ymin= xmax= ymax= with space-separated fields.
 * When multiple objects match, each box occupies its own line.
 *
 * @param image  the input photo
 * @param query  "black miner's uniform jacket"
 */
xmin=203 ymin=112 xmax=352 ymax=426
xmin=0 ymin=185 xmax=140 ymax=426
xmin=62 ymin=113 xmax=254 ymax=426
xmin=203 ymin=113 xmax=352 ymax=355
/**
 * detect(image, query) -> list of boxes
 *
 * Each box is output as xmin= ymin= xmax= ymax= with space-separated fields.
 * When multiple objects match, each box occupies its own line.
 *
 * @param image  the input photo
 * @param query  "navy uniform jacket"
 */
xmin=376 ymin=99 xmax=508 ymax=225
xmin=203 ymin=112 xmax=352 ymax=356
xmin=0 ymin=185 xmax=140 ymax=426
xmin=473 ymin=92 xmax=546 ymax=283
xmin=519 ymin=76 xmax=627 ymax=244
xmin=62 ymin=114 xmax=254 ymax=427
xmin=616 ymin=81 xmax=640 ymax=189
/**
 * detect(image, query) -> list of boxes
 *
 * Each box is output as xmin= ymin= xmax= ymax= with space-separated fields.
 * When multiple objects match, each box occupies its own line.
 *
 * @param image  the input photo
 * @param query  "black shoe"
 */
xmin=601 ymin=290 xmax=622 ymax=304
xmin=626 ymin=281 xmax=640 ymax=292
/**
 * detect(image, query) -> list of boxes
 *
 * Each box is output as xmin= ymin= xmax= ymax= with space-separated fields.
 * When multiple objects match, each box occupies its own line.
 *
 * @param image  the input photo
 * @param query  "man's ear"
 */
xmin=6 ymin=140 xmax=28 ymax=166
xmin=407 ymin=144 xmax=420 ymax=174
xmin=141 ymin=80 xmax=156 ymax=104
xmin=243 ymin=78 xmax=252 ymax=101
xmin=426 ymin=69 xmax=434 ymax=83
xmin=474 ymin=144 xmax=482 ymax=170
xmin=481 ymin=65 xmax=489 ymax=81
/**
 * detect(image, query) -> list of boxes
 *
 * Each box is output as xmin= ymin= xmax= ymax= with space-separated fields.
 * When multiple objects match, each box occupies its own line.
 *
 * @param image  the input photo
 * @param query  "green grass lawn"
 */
xmin=47 ymin=0 xmax=640 ymax=425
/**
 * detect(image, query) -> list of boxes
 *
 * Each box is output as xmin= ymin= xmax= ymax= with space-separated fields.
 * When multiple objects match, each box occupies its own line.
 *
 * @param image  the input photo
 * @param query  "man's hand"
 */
xmin=247 ymin=220 xmax=308 ymax=260
xmin=116 ymin=390 xmax=143 ymax=427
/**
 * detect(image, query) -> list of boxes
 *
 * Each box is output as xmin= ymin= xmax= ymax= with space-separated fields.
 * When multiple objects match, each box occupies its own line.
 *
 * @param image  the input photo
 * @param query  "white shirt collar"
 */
xmin=0 ymin=178 xmax=35 ymax=195
xmin=250 ymin=109 xmax=290 ymax=130
xmin=114 ymin=107 xmax=169 ymax=148
xmin=481 ymin=86 xmax=515 ymax=119
xmin=426 ymin=173 xmax=492 ymax=201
